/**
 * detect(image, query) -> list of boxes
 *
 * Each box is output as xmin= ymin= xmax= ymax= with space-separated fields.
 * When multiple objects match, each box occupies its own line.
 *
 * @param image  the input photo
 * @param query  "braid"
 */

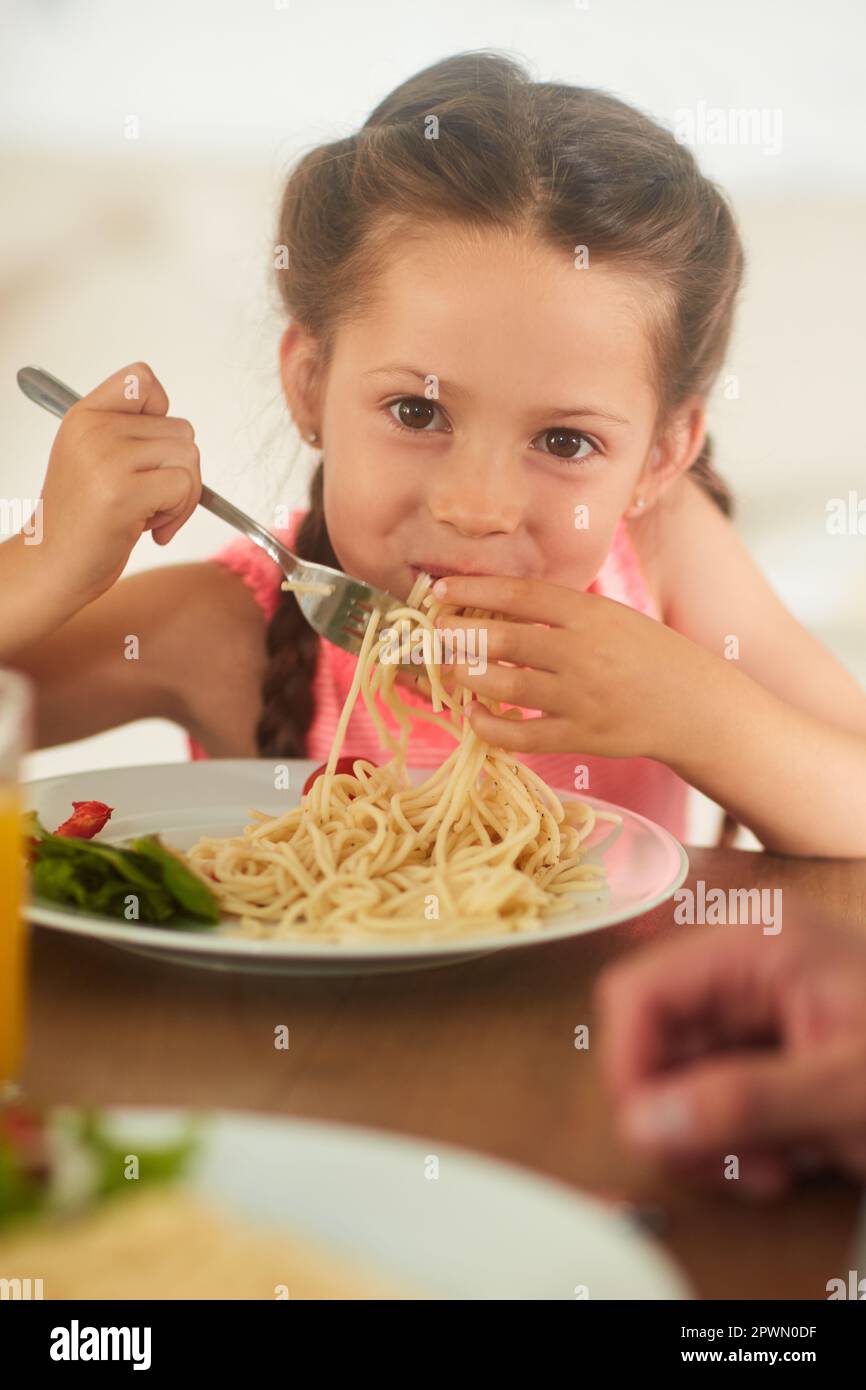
xmin=255 ymin=461 xmax=337 ymax=758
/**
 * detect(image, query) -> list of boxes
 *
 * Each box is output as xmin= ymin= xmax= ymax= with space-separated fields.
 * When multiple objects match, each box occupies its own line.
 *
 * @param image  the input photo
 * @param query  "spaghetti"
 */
xmin=184 ymin=573 xmax=620 ymax=943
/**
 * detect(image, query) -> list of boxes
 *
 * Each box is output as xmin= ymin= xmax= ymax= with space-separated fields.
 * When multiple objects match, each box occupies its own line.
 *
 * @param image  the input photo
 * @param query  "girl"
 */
xmin=6 ymin=52 xmax=866 ymax=855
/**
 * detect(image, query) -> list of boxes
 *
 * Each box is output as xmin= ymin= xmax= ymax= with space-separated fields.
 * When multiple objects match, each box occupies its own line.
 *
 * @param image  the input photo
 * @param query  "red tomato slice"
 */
xmin=53 ymin=800 xmax=114 ymax=839
xmin=302 ymin=757 xmax=372 ymax=796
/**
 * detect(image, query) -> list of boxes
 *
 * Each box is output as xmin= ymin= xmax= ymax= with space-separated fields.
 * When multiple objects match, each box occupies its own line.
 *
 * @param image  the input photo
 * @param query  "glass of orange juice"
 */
xmin=0 ymin=668 xmax=32 ymax=1101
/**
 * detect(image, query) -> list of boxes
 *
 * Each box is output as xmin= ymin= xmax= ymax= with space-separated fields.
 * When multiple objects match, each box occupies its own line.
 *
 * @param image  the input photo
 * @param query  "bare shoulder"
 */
xmin=636 ymin=469 xmax=787 ymax=640
xmin=635 ymin=472 xmax=729 ymax=626
xmin=629 ymin=473 xmax=866 ymax=736
xmin=622 ymin=474 xmax=706 ymax=621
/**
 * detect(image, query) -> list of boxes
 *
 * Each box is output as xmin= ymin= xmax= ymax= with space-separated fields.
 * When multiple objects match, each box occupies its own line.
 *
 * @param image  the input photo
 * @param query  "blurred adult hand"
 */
xmin=596 ymin=917 xmax=866 ymax=1196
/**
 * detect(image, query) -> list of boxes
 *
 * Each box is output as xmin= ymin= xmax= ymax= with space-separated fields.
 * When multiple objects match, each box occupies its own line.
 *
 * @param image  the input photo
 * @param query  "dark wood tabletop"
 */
xmin=21 ymin=844 xmax=866 ymax=1300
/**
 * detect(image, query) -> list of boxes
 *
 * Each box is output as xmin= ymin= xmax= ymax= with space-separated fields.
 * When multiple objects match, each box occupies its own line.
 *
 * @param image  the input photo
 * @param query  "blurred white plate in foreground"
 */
xmin=102 ymin=1109 xmax=693 ymax=1300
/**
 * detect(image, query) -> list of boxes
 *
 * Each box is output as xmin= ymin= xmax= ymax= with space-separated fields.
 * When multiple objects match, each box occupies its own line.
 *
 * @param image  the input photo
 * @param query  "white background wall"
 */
xmin=2 ymin=0 xmax=864 ymax=845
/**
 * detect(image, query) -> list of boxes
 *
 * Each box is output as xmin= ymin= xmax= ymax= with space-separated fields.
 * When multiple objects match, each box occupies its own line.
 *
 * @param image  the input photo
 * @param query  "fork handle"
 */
xmin=198 ymin=484 xmax=296 ymax=570
xmin=17 ymin=365 xmax=80 ymax=417
xmin=17 ymin=366 xmax=297 ymax=573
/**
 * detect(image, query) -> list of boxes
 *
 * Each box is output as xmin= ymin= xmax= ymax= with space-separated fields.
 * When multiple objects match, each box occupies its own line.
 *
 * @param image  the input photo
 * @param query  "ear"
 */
xmin=632 ymin=396 xmax=707 ymax=511
xmin=278 ymin=324 xmax=323 ymax=439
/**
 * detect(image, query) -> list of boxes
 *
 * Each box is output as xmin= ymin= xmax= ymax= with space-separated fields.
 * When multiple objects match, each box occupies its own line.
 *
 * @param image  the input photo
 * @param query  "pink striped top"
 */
xmin=189 ymin=509 xmax=690 ymax=839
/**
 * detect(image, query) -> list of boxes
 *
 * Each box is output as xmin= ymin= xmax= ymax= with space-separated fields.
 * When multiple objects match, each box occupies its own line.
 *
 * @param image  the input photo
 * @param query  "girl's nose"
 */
xmin=428 ymin=454 xmax=526 ymax=537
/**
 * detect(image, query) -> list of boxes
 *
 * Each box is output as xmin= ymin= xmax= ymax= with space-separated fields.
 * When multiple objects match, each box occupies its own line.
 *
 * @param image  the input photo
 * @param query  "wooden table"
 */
xmin=21 ymin=845 xmax=866 ymax=1300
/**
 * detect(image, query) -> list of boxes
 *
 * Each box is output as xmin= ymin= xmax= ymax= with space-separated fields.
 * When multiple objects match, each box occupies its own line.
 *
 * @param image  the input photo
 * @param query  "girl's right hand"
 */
xmin=38 ymin=362 xmax=202 ymax=609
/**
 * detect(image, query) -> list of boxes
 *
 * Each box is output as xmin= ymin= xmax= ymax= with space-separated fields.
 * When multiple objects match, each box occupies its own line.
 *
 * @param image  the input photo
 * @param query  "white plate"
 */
xmin=24 ymin=759 xmax=688 ymax=976
xmin=84 ymin=1108 xmax=692 ymax=1300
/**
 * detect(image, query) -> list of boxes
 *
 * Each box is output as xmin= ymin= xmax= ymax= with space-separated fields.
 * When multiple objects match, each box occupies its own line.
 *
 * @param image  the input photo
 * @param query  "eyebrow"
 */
xmin=362 ymin=363 xmax=631 ymax=425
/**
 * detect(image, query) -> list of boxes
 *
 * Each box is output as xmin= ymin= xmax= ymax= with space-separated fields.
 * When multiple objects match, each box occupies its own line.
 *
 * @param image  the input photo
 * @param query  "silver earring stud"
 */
xmin=634 ymin=497 xmax=647 ymax=509
xmin=307 ymin=430 xmax=319 ymax=444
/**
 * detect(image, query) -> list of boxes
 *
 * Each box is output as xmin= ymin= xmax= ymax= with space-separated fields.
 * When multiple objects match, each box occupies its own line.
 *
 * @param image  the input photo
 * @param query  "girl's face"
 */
xmin=285 ymin=227 xmax=702 ymax=601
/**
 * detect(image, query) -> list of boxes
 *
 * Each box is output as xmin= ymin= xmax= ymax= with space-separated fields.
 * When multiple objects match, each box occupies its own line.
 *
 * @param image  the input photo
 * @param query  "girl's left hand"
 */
xmin=432 ymin=574 xmax=714 ymax=760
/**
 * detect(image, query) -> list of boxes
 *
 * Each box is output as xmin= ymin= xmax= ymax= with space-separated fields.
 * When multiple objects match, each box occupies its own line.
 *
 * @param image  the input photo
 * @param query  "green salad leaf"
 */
xmin=72 ymin=1110 xmax=203 ymax=1202
xmin=127 ymin=835 xmax=220 ymax=921
xmin=26 ymin=813 xmax=219 ymax=928
xmin=0 ymin=1106 xmax=204 ymax=1231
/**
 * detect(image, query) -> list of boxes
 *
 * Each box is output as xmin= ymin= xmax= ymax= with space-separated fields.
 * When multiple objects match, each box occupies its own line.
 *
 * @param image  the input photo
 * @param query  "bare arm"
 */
xmin=7 ymin=561 xmax=267 ymax=755
xmin=0 ymin=534 xmax=82 ymax=661
xmin=653 ymin=477 xmax=866 ymax=855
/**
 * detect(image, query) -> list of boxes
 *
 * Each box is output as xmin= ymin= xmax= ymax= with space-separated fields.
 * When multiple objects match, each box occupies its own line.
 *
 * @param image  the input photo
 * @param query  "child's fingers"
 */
xmin=76 ymin=361 xmax=171 ymax=417
xmin=73 ymin=412 xmax=197 ymax=443
xmin=148 ymin=459 xmax=203 ymax=545
xmin=464 ymin=703 xmax=573 ymax=753
xmin=432 ymin=574 xmax=583 ymax=628
xmin=451 ymin=660 xmax=563 ymax=714
xmin=393 ymin=666 xmax=413 ymax=690
xmin=150 ymin=503 xmax=199 ymax=546
xmin=433 ymin=614 xmax=560 ymax=672
xmin=133 ymin=468 xmax=198 ymax=537
xmin=150 ymin=486 xmax=202 ymax=544
xmin=394 ymin=667 xmax=437 ymax=699
xmin=107 ymin=436 xmax=201 ymax=538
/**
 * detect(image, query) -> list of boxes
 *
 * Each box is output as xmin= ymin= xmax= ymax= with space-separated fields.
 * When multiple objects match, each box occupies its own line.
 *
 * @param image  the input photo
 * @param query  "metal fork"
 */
xmin=17 ymin=366 xmax=403 ymax=656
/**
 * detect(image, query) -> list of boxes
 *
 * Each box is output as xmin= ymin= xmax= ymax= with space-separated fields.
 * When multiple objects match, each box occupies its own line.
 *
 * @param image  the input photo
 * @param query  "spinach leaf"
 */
xmin=128 ymin=836 xmax=220 ymax=924
xmin=27 ymin=816 xmax=219 ymax=928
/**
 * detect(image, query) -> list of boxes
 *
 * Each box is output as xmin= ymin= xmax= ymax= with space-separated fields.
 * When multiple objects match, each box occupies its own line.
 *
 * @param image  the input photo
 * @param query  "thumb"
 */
xmin=617 ymin=1041 xmax=866 ymax=1157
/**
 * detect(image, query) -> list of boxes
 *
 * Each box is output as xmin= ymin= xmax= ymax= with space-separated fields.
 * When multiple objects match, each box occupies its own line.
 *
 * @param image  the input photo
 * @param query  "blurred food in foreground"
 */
xmin=0 ymin=1184 xmax=405 ymax=1299
xmin=0 ymin=1104 xmax=410 ymax=1299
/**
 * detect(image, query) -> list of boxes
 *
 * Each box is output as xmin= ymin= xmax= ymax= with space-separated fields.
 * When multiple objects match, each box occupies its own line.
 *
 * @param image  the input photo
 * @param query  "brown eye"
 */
xmin=533 ymin=427 xmax=595 ymax=462
xmin=389 ymin=397 xmax=444 ymax=431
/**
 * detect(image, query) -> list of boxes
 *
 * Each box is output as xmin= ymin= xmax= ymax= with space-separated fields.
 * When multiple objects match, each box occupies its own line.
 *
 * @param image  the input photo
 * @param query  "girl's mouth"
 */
xmin=410 ymin=562 xmax=496 ymax=581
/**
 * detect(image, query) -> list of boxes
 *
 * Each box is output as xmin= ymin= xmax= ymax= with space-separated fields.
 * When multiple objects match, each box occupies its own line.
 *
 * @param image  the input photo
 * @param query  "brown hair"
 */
xmin=256 ymin=50 xmax=745 ymax=758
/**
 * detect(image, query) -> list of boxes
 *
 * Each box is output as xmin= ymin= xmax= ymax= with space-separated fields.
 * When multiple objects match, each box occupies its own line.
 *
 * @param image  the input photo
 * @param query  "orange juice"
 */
xmin=0 ymin=782 xmax=26 ymax=1092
